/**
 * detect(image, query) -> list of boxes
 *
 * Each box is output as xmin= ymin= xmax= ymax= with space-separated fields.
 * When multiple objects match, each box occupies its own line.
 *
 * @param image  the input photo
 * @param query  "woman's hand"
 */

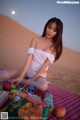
xmin=23 ymin=79 xmax=30 ymax=87
xmin=8 ymin=77 xmax=30 ymax=87
xmin=10 ymin=77 xmax=22 ymax=85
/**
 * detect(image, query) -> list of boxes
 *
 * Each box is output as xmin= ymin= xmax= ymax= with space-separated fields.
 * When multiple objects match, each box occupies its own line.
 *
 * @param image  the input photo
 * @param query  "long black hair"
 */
xmin=42 ymin=17 xmax=63 ymax=61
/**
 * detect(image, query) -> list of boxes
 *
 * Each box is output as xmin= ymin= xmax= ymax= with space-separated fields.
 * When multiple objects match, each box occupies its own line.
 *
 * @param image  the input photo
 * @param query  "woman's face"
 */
xmin=45 ymin=22 xmax=57 ymax=39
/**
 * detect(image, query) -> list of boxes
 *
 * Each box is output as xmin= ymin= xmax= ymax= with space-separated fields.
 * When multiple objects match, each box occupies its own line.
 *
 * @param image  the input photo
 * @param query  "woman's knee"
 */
xmin=0 ymin=70 xmax=9 ymax=80
xmin=41 ymin=82 xmax=48 ymax=91
xmin=0 ymin=68 xmax=22 ymax=80
xmin=37 ymin=77 xmax=48 ymax=91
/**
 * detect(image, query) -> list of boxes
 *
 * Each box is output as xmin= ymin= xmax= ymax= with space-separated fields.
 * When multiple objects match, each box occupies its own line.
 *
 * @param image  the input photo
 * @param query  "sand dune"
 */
xmin=0 ymin=14 xmax=80 ymax=95
xmin=0 ymin=14 xmax=38 ymax=68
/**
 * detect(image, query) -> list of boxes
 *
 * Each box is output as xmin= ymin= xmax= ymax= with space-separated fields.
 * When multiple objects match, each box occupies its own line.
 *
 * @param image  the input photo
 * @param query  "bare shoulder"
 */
xmin=29 ymin=36 xmax=41 ymax=47
xmin=30 ymin=36 xmax=40 ymax=44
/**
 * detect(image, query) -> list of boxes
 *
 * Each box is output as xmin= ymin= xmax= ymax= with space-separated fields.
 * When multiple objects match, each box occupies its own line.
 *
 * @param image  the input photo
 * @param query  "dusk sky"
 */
xmin=0 ymin=0 xmax=80 ymax=52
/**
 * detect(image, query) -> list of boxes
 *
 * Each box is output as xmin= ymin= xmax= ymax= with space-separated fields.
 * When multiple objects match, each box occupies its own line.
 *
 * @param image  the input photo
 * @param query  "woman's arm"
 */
xmin=18 ymin=54 xmax=33 ymax=80
xmin=19 ymin=37 xmax=38 ymax=79
xmin=30 ymin=58 xmax=51 ymax=81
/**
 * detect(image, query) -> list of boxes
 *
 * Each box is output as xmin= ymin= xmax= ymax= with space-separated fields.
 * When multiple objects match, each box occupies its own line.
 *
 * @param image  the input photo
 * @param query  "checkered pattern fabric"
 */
xmin=48 ymin=84 xmax=80 ymax=120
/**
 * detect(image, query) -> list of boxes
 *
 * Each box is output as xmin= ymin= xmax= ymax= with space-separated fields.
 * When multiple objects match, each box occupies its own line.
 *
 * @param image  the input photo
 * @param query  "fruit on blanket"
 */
xmin=11 ymin=84 xmax=16 ymax=89
xmin=54 ymin=106 xmax=66 ymax=117
xmin=18 ymin=102 xmax=42 ymax=119
xmin=0 ymin=85 xmax=3 ymax=90
xmin=3 ymin=82 xmax=11 ymax=90
xmin=25 ymin=102 xmax=32 ymax=108
xmin=18 ymin=108 xmax=25 ymax=117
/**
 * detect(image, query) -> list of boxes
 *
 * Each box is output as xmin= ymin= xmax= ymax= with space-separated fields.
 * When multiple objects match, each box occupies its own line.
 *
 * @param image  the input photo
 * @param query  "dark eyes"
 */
xmin=53 ymin=29 xmax=57 ymax=32
xmin=47 ymin=26 xmax=57 ymax=32
xmin=48 ymin=26 xmax=52 ymax=29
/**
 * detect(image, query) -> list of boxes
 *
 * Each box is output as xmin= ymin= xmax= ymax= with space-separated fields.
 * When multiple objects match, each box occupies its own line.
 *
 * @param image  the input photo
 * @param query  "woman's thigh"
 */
xmin=0 ymin=67 xmax=23 ymax=80
xmin=37 ymin=77 xmax=48 ymax=91
xmin=37 ymin=77 xmax=48 ymax=84
xmin=28 ymin=77 xmax=48 ymax=91
xmin=7 ymin=68 xmax=22 ymax=78
xmin=36 ymin=77 xmax=48 ymax=90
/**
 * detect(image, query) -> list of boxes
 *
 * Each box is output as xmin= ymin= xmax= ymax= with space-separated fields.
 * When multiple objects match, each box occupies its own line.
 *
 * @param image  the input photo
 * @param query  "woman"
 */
xmin=0 ymin=17 xmax=63 ymax=91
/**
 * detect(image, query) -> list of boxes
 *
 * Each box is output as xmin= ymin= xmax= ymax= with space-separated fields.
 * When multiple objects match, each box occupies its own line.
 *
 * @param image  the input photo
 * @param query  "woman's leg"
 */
xmin=28 ymin=77 xmax=48 ymax=92
xmin=0 ymin=68 xmax=22 ymax=80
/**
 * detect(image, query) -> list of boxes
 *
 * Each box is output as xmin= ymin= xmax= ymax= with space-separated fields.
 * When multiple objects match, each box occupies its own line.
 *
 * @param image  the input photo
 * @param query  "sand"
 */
xmin=0 ymin=14 xmax=80 ymax=96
